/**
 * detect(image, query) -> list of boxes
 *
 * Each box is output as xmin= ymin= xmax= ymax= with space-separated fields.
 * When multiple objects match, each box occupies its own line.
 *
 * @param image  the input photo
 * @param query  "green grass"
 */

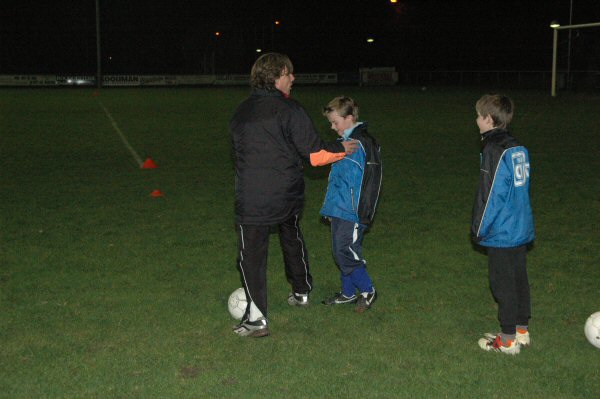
xmin=1 ymin=86 xmax=599 ymax=398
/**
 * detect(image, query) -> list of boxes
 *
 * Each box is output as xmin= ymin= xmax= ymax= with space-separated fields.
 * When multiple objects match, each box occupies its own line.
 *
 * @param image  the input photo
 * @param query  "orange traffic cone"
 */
xmin=141 ymin=158 xmax=158 ymax=169
xmin=150 ymin=189 xmax=164 ymax=197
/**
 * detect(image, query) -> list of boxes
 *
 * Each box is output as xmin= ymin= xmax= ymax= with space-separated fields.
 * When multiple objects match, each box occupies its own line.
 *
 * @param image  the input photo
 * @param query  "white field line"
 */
xmin=98 ymin=101 xmax=144 ymax=167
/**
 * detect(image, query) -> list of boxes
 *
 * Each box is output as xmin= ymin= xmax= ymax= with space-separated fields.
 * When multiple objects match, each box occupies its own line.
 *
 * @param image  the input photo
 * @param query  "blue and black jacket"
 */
xmin=320 ymin=123 xmax=382 ymax=226
xmin=471 ymin=128 xmax=535 ymax=247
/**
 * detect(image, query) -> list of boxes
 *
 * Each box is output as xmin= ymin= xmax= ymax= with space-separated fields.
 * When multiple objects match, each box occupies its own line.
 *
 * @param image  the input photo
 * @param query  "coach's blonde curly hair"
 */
xmin=250 ymin=53 xmax=294 ymax=90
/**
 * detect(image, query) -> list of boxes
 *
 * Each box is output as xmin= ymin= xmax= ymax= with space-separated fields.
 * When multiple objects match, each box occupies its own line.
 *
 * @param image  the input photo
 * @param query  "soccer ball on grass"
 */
xmin=584 ymin=311 xmax=600 ymax=349
xmin=228 ymin=288 xmax=247 ymax=320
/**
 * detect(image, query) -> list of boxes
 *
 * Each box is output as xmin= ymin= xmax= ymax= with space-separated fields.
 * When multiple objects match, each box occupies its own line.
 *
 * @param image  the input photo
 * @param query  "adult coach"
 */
xmin=230 ymin=52 xmax=357 ymax=337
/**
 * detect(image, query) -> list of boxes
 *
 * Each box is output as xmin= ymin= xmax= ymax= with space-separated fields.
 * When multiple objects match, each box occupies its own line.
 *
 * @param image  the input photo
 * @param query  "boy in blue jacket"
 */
xmin=471 ymin=94 xmax=535 ymax=354
xmin=320 ymin=96 xmax=382 ymax=313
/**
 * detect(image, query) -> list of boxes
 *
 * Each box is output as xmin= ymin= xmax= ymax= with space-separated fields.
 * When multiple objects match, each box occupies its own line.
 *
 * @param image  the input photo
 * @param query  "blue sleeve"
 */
xmin=478 ymin=152 xmax=512 ymax=239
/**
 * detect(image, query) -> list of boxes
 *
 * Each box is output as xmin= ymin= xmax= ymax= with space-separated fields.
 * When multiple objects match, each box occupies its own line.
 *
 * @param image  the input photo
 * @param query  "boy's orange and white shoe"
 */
xmin=484 ymin=329 xmax=530 ymax=348
xmin=478 ymin=334 xmax=521 ymax=355
xmin=516 ymin=328 xmax=530 ymax=347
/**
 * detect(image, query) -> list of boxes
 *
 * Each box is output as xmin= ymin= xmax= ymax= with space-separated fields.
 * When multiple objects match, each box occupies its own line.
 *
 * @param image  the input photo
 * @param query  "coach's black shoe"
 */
xmin=322 ymin=292 xmax=358 ymax=305
xmin=232 ymin=317 xmax=270 ymax=338
xmin=287 ymin=292 xmax=310 ymax=306
xmin=355 ymin=289 xmax=377 ymax=313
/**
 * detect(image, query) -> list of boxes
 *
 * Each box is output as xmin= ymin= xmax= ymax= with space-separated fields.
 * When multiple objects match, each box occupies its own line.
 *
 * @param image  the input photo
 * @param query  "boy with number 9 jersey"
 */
xmin=471 ymin=94 xmax=535 ymax=354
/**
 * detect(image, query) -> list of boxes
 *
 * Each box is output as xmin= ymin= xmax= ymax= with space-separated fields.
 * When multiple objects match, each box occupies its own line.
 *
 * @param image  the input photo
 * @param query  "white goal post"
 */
xmin=551 ymin=21 xmax=600 ymax=96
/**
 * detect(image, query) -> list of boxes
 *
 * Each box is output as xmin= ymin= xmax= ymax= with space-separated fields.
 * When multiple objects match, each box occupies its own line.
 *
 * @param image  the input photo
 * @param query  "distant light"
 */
xmin=550 ymin=21 xmax=560 ymax=28
xmin=215 ymin=31 xmax=221 ymax=36
xmin=366 ymin=38 xmax=375 ymax=43
xmin=390 ymin=0 xmax=398 ymax=3
xmin=256 ymin=48 xmax=262 ymax=53
xmin=274 ymin=20 xmax=281 ymax=26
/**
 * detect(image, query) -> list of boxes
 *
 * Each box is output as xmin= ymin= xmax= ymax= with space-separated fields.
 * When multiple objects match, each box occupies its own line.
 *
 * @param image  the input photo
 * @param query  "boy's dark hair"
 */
xmin=322 ymin=96 xmax=359 ymax=119
xmin=476 ymin=94 xmax=514 ymax=129
xmin=250 ymin=53 xmax=294 ymax=90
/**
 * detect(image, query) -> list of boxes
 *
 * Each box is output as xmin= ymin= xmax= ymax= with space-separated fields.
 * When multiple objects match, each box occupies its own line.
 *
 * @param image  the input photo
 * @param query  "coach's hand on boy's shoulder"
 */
xmin=342 ymin=140 xmax=359 ymax=154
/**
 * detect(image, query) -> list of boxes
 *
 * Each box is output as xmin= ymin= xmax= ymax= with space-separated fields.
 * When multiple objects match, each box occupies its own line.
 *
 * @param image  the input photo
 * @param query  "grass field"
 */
xmin=1 ymin=86 xmax=599 ymax=398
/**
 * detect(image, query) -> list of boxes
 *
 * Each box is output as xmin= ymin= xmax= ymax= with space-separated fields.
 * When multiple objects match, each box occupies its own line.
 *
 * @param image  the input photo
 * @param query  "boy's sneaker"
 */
xmin=287 ymin=292 xmax=309 ymax=306
xmin=355 ymin=289 xmax=377 ymax=313
xmin=484 ymin=330 xmax=530 ymax=348
xmin=321 ymin=292 xmax=357 ymax=305
xmin=232 ymin=317 xmax=270 ymax=338
xmin=478 ymin=334 xmax=520 ymax=355
xmin=516 ymin=329 xmax=530 ymax=347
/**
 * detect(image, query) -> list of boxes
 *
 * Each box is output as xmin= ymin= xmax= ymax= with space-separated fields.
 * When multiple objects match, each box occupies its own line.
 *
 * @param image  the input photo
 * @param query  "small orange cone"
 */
xmin=150 ymin=189 xmax=164 ymax=197
xmin=141 ymin=158 xmax=158 ymax=169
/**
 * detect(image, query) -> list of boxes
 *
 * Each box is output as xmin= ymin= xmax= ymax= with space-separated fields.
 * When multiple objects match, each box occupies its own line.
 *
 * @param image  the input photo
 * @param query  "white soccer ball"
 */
xmin=228 ymin=288 xmax=247 ymax=320
xmin=584 ymin=311 xmax=600 ymax=349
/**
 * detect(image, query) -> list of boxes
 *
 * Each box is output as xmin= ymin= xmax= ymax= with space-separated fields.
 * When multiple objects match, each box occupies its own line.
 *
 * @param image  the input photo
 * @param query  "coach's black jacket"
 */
xmin=230 ymin=88 xmax=344 ymax=225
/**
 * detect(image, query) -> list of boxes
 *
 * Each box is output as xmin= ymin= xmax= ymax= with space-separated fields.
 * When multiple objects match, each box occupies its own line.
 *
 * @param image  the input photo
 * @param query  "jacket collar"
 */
xmin=345 ymin=122 xmax=368 ymax=139
xmin=342 ymin=122 xmax=363 ymax=139
xmin=481 ymin=127 xmax=507 ymax=141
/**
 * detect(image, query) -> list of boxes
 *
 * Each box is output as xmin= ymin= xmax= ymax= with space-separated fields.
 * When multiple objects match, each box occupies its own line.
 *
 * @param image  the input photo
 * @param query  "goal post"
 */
xmin=551 ymin=21 xmax=600 ymax=96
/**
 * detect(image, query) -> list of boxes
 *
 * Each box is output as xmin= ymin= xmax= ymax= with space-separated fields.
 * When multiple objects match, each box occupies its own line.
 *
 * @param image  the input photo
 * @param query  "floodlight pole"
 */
xmin=566 ymin=0 xmax=573 ymax=89
xmin=551 ymin=21 xmax=600 ymax=97
xmin=96 ymin=0 xmax=102 ymax=88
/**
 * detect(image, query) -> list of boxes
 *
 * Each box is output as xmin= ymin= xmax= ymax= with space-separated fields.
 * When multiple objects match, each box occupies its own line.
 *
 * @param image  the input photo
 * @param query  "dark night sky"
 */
xmin=1 ymin=0 xmax=599 ymax=74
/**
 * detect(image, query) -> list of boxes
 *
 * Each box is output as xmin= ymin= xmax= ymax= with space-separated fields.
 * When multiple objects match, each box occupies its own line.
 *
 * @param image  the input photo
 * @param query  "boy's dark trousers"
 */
xmin=487 ymin=245 xmax=531 ymax=335
xmin=236 ymin=214 xmax=312 ymax=320
xmin=331 ymin=217 xmax=366 ymax=275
